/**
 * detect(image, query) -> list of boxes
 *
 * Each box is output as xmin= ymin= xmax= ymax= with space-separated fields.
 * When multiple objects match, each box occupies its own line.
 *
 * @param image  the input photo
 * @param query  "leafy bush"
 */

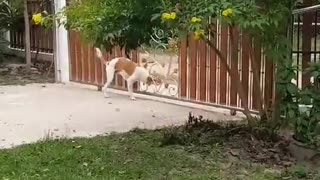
xmin=293 ymin=63 xmax=320 ymax=147
xmin=156 ymin=0 xmax=296 ymax=126
xmin=0 ymin=0 xmax=24 ymax=31
xmin=0 ymin=0 xmax=24 ymax=62
xmin=49 ymin=0 xmax=163 ymax=55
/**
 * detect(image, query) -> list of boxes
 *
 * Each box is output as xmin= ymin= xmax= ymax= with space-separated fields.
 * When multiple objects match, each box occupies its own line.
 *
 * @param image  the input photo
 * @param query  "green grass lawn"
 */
xmin=0 ymin=129 xmax=317 ymax=180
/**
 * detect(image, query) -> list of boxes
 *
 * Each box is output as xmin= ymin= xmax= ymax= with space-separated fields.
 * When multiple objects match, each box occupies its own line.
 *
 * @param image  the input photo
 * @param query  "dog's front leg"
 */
xmin=102 ymin=81 xmax=111 ymax=98
xmin=127 ymin=79 xmax=136 ymax=100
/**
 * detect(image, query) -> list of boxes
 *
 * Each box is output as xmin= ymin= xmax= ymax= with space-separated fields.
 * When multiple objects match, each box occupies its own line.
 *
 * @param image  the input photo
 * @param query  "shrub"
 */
xmin=48 ymin=0 xmax=163 ymax=56
xmin=294 ymin=63 xmax=320 ymax=147
xmin=0 ymin=0 xmax=24 ymax=62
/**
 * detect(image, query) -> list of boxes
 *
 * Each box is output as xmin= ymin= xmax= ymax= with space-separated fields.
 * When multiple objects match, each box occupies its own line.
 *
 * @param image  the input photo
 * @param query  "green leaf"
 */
xmin=151 ymin=13 xmax=160 ymax=22
xmin=297 ymin=117 xmax=302 ymax=125
xmin=287 ymin=83 xmax=299 ymax=94
xmin=288 ymin=110 xmax=295 ymax=118
xmin=301 ymin=118 xmax=310 ymax=127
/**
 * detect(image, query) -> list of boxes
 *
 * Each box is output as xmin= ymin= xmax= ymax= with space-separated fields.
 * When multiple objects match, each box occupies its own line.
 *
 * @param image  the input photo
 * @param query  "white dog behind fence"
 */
xmin=95 ymin=48 xmax=153 ymax=100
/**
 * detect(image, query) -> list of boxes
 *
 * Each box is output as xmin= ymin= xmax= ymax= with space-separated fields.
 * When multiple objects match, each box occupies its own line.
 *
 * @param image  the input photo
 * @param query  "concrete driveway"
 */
xmin=0 ymin=83 xmax=239 ymax=149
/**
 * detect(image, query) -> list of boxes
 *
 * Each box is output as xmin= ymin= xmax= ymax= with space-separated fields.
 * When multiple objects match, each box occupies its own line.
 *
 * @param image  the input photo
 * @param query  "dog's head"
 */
xmin=146 ymin=76 xmax=154 ymax=86
xmin=145 ymin=75 xmax=163 ymax=86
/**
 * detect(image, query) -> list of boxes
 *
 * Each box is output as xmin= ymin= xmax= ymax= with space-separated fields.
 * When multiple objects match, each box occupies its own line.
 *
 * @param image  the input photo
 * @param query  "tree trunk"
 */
xmin=23 ymin=0 xmax=31 ymax=67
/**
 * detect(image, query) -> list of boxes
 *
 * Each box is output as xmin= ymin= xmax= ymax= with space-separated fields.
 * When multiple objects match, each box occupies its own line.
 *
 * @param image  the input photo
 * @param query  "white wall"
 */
xmin=6 ymin=48 xmax=54 ymax=61
xmin=54 ymin=0 xmax=70 ymax=83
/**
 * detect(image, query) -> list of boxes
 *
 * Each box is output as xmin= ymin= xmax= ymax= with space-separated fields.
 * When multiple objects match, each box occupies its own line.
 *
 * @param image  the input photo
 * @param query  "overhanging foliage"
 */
xmin=58 ymin=0 xmax=163 ymax=55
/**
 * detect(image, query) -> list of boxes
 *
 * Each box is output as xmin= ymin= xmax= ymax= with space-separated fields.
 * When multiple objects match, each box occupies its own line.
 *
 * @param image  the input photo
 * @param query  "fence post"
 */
xmin=54 ymin=0 xmax=69 ymax=83
xmin=5 ymin=31 xmax=10 ymax=43
xmin=4 ymin=31 xmax=10 ymax=52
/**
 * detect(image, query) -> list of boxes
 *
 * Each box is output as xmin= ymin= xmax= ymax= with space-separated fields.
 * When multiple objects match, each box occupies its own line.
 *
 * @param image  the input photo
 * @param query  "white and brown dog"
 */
xmin=95 ymin=48 xmax=153 ymax=100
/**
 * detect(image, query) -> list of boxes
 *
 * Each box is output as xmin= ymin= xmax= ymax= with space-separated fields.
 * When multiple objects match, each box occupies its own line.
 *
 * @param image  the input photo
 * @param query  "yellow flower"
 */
xmin=191 ymin=17 xmax=201 ymax=23
xmin=169 ymin=12 xmax=176 ymax=20
xmin=162 ymin=12 xmax=176 ymax=20
xmin=193 ymin=30 xmax=205 ymax=40
xmin=161 ymin=12 xmax=171 ymax=20
xmin=32 ymin=13 xmax=42 ymax=25
xmin=222 ymin=8 xmax=233 ymax=17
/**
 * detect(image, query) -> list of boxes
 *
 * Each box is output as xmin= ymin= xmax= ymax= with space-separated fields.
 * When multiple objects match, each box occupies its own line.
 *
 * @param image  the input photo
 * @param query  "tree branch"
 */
xmin=204 ymin=32 xmax=254 ymax=125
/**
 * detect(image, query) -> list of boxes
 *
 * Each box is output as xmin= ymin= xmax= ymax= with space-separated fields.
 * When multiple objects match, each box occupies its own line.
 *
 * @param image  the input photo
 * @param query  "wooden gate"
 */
xmin=66 ymin=3 xmax=319 ymax=113
xmin=68 ymin=31 xmax=139 ymax=89
xmin=68 ymin=26 xmax=274 ymax=112
xmin=179 ymin=24 xmax=274 ymax=111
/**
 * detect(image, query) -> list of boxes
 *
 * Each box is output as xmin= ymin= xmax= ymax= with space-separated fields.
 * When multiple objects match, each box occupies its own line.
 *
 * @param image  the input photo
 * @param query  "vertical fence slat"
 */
xmin=189 ymin=35 xmax=198 ymax=100
xmin=17 ymin=31 xmax=22 ymax=49
xmin=93 ymin=47 xmax=99 ymax=85
xmin=219 ymin=24 xmax=228 ymax=105
xmin=302 ymin=11 xmax=313 ymax=87
xmin=83 ymin=43 xmax=89 ymax=82
xmin=48 ymin=29 xmax=54 ymax=53
xmin=12 ymin=31 xmax=16 ymax=48
xmin=96 ymin=53 xmax=103 ymax=86
xmin=230 ymin=27 xmax=239 ymax=106
xmin=180 ymin=39 xmax=188 ymax=98
xmin=31 ymin=27 xmax=35 ymax=51
xmin=9 ymin=31 xmax=14 ymax=48
xmin=131 ymin=50 xmax=138 ymax=90
xmin=80 ymin=37 xmax=85 ymax=82
xmin=76 ymin=33 xmax=83 ymax=81
xmin=209 ymin=30 xmax=217 ymax=103
xmin=69 ymin=31 xmax=77 ymax=81
xmin=199 ymin=40 xmax=207 ymax=101
xmin=87 ymin=47 xmax=93 ymax=83
xmin=264 ymin=59 xmax=274 ymax=109
xmin=252 ymin=39 xmax=262 ymax=110
xmin=241 ymin=34 xmax=250 ymax=108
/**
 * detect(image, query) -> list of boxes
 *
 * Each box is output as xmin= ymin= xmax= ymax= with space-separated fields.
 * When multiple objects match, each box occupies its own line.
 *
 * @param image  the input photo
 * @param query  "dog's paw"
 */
xmin=130 ymin=97 xmax=136 ymax=101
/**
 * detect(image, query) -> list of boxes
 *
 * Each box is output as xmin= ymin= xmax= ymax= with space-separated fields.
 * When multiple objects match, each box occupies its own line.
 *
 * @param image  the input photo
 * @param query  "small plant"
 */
xmin=293 ymin=165 xmax=308 ymax=179
xmin=161 ymin=112 xmax=225 ymax=146
xmin=293 ymin=63 xmax=320 ymax=148
xmin=0 ymin=1 xmax=24 ymax=63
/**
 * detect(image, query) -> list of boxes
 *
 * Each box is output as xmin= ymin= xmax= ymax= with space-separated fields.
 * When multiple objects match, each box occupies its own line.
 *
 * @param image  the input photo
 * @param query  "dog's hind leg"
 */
xmin=102 ymin=66 xmax=115 ymax=98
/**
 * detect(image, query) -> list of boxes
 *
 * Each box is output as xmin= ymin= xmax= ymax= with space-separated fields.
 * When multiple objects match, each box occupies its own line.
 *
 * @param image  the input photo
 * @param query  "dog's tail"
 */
xmin=95 ymin=48 xmax=106 ymax=64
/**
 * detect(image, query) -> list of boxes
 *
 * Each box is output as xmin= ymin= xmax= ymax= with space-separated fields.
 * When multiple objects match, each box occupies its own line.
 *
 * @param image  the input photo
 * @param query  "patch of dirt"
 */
xmin=162 ymin=113 xmax=296 ymax=168
xmin=223 ymin=130 xmax=295 ymax=167
xmin=0 ymin=58 xmax=54 ymax=86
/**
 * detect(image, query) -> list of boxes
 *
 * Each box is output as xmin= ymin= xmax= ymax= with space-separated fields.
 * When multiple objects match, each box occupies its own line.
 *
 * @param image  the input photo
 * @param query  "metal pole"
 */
xmin=293 ymin=4 xmax=320 ymax=14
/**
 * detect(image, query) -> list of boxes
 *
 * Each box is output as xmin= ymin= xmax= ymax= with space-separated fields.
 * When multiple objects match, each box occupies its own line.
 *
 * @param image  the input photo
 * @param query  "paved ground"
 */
xmin=0 ymin=83 xmax=239 ymax=149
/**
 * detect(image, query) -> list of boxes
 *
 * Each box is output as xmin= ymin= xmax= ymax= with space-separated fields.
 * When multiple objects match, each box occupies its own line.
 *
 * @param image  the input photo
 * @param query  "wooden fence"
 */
xmin=68 ymin=31 xmax=139 ymax=89
xmin=179 ymin=23 xmax=274 ymax=111
xmin=67 ymin=6 xmax=319 ymax=112
xmin=68 ymin=24 xmax=274 ymax=111
xmin=9 ymin=0 xmax=54 ymax=54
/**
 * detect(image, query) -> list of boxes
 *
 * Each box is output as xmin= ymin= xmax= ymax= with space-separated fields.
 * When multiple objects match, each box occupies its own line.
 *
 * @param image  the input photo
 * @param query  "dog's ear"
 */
xmin=141 ymin=58 xmax=147 ymax=63
xmin=141 ymin=58 xmax=148 ymax=68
